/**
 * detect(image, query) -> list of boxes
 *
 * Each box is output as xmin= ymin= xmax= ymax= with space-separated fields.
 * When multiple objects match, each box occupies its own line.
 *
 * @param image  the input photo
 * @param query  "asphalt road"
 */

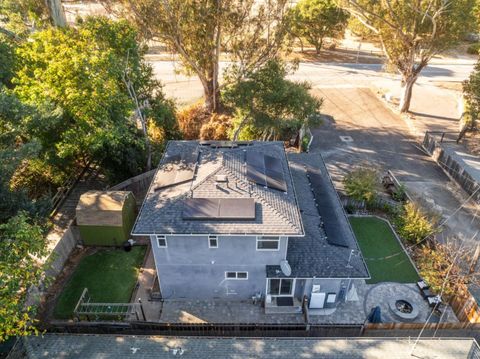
xmin=148 ymin=59 xmax=474 ymax=106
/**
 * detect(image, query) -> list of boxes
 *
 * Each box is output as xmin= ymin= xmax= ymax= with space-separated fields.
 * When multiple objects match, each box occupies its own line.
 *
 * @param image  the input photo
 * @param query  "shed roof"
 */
xmin=76 ymin=191 xmax=132 ymax=212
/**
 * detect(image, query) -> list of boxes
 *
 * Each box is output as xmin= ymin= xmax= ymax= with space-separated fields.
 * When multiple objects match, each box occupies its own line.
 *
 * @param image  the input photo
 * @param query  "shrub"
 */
xmin=200 ymin=113 xmax=233 ymax=140
xmin=392 ymin=184 xmax=407 ymax=202
xmin=177 ymin=102 xmax=210 ymax=140
xmin=395 ymin=202 xmax=437 ymax=244
xmin=343 ymin=167 xmax=379 ymax=204
xmin=301 ymin=134 xmax=310 ymax=152
xmin=467 ymin=43 xmax=480 ymax=55
xmin=9 ymin=158 xmax=66 ymax=199
xmin=415 ymin=244 xmax=464 ymax=298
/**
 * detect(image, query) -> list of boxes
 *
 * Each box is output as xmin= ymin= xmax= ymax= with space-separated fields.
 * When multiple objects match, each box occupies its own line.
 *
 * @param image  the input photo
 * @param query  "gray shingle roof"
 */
xmin=267 ymin=153 xmax=369 ymax=279
xmin=132 ymin=141 xmax=304 ymax=236
xmin=17 ymin=334 xmax=479 ymax=359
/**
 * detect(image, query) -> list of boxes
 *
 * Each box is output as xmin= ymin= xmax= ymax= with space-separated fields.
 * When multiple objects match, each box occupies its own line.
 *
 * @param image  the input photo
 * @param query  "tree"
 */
xmin=339 ymin=0 xmax=476 ymax=113
xmin=0 ymin=212 xmax=49 ymax=341
xmin=222 ymin=59 xmax=322 ymax=140
xmin=287 ymin=0 xmax=349 ymax=54
xmin=0 ymin=0 xmax=66 ymax=39
xmin=343 ymin=167 xmax=379 ymax=204
xmin=395 ymin=201 xmax=437 ymax=244
xmin=460 ymin=58 xmax=480 ymax=141
xmin=44 ymin=0 xmax=67 ymax=28
xmin=102 ymin=0 xmax=289 ymax=113
xmin=13 ymin=17 xmax=176 ymax=181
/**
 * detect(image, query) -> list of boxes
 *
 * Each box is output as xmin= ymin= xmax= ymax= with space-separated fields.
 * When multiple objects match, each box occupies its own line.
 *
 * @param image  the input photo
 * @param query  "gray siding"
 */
xmin=151 ymin=235 xmax=288 ymax=300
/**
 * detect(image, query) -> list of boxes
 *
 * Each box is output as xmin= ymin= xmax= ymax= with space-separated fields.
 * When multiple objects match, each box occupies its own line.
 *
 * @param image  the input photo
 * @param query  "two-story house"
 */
xmin=131 ymin=141 xmax=369 ymax=314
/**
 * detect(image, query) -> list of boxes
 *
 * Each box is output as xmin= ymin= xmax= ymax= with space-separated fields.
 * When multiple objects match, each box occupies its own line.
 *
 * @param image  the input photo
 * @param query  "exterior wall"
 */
xmin=79 ymin=225 xmax=127 ymax=246
xmin=151 ymin=235 xmax=288 ymax=300
xmin=303 ymin=278 xmax=346 ymax=307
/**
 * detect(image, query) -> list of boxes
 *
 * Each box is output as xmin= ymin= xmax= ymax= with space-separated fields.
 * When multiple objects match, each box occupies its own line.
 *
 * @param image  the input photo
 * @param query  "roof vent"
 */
xmin=215 ymin=175 xmax=228 ymax=183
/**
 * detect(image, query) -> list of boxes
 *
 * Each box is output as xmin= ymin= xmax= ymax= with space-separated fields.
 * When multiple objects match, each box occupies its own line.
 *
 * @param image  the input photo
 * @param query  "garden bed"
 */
xmin=53 ymin=246 xmax=147 ymax=319
xmin=349 ymin=216 xmax=420 ymax=284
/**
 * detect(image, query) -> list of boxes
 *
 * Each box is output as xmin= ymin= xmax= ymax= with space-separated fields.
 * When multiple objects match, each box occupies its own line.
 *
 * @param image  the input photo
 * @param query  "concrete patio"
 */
xmin=133 ymin=249 xmax=458 ymax=324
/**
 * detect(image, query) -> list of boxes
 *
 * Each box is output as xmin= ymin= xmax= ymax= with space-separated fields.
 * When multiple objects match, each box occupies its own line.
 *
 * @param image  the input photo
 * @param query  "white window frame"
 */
xmin=156 ymin=235 xmax=167 ymax=248
xmin=256 ymin=236 xmax=280 ymax=251
xmin=267 ymin=278 xmax=295 ymax=297
xmin=208 ymin=235 xmax=218 ymax=248
xmin=225 ymin=271 xmax=248 ymax=280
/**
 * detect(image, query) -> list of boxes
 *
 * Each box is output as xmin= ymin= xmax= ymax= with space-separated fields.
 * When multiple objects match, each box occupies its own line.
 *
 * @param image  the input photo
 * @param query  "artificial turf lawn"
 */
xmin=53 ymin=246 xmax=146 ymax=319
xmin=349 ymin=216 xmax=420 ymax=284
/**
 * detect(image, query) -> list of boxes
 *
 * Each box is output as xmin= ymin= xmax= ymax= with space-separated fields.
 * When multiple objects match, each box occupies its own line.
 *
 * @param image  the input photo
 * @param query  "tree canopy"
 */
xmin=0 ymin=212 xmax=49 ymax=341
xmin=461 ymin=58 xmax=480 ymax=137
xmin=222 ymin=59 xmax=322 ymax=140
xmin=287 ymin=0 xmax=349 ymax=54
xmin=103 ymin=0 xmax=289 ymax=113
xmin=13 ymin=17 xmax=177 ymax=183
xmin=339 ymin=0 xmax=476 ymax=112
xmin=0 ymin=16 xmax=178 ymax=340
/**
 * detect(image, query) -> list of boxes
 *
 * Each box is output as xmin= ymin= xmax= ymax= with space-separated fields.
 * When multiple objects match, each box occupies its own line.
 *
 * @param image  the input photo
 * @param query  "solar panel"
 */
xmin=247 ymin=164 xmax=267 ymax=186
xmin=265 ymin=168 xmax=287 ymax=192
xmin=153 ymin=150 xmax=200 ymax=191
xmin=245 ymin=152 xmax=287 ymax=192
xmin=183 ymin=198 xmax=219 ymax=219
xmin=218 ymin=198 xmax=255 ymax=219
xmin=264 ymin=155 xmax=283 ymax=173
xmin=164 ymin=154 xmax=181 ymax=165
xmin=154 ymin=171 xmax=177 ymax=189
xmin=246 ymin=151 xmax=264 ymax=169
xmin=182 ymin=198 xmax=255 ymax=220
xmin=181 ymin=150 xmax=200 ymax=166
xmin=307 ymin=169 xmax=350 ymax=248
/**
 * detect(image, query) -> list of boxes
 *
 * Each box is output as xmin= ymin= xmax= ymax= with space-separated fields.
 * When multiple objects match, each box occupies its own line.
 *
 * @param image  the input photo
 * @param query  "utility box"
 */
xmin=76 ymin=191 xmax=136 ymax=246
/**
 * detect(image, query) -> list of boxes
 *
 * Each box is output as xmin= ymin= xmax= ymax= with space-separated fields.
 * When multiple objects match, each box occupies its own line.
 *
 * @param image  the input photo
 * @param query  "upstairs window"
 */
xmin=208 ymin=235 xmax=218 ymax=248
xmin=256 ymin=236 xmax=280 ymax=251
xmin=225 ymin=271 xmax=248 ymax=280
xmin=156 ymin=235 xmax=167 ymax=248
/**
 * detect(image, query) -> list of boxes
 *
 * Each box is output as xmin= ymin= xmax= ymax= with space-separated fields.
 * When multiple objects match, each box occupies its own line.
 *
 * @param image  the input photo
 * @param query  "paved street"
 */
xmin=149 ymin=58 xmax=473 ymax=112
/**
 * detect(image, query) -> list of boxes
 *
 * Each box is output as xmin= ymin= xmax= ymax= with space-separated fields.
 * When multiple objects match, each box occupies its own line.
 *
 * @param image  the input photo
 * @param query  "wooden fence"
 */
xmin=109 ymin=168 xmax=156 ymax=204
xmin=42 ymin=320 xmax=480 ymax=341
xmin=423 ymin=131 xmax=480 ymax=203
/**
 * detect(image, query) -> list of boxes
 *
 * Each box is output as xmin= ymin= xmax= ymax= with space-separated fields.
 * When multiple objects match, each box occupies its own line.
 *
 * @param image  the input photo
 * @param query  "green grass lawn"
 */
xmin=349 ymin=216 xmax=420 ymax=284
xmin=53 ymin=246 xmax=146 ymax=319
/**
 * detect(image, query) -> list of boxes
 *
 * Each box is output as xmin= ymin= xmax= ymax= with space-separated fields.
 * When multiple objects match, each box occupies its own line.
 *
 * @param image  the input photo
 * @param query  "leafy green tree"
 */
xmin=0 ymin=40 xmax=16 ymax=86
xmin=347 ymin=16 xmax=375 ymax=39
xmin=287 ymin=0 xmax=349 ymax=54
xmin=0 ymin=212 xmax=49 ymax=341
xmin=0 ymin=87 xmax=52 ymax=220
xmin=460 ymin=58 xmax=480 ymax=140
xmin=339 ymin=0 xmax=476 ymax=113
xmin=222 ymin=59 xmax=322 ymax=140
xmin=0 ymin=0 xmax=66 ymax=39
xmin=103 ymin=0 xmax=289 ymax=113
xmin=395 ymin=202 xmax=437 ymax=244
xmin=13 ymin=17 xmax=176 ymax=182
xmin=343 ymin=167 xmax=379 ymax=204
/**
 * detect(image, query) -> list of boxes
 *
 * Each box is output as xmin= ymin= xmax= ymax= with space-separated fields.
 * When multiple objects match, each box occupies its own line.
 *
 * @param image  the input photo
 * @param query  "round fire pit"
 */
xmin=388 ymin=298 xmax=419 ymax=321
xmin=396 ymin=300 xmax=413 ymax=313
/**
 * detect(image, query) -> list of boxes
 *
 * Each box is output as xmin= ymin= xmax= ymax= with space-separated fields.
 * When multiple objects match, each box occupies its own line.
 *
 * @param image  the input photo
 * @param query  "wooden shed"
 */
xmin=76 ymin=191 xmax=136 ymax=246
